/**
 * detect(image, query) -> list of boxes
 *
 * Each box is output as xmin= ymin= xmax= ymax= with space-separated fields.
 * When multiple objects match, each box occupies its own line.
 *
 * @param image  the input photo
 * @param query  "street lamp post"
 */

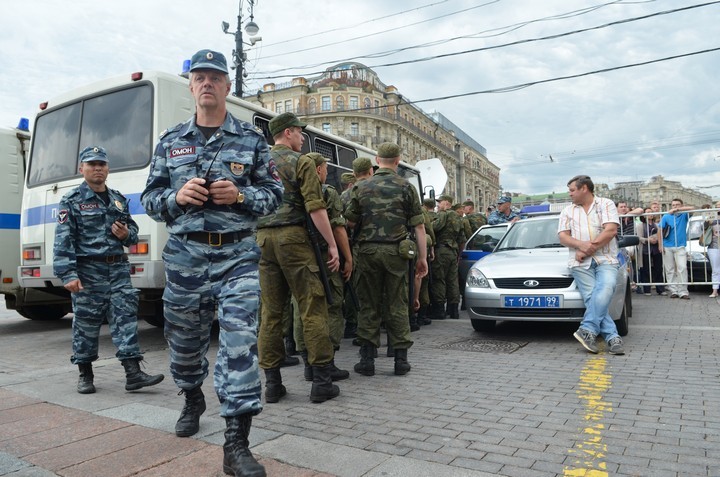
xmin=222 ymin=0 xmax=261 ymax=97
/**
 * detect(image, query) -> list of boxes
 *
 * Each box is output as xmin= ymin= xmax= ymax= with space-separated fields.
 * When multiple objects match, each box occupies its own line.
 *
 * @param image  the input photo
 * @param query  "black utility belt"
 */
xmin=78 ymin=254 xmax=128 ymax=263
xmin=184 ymin=230 xmax=253 ymax=246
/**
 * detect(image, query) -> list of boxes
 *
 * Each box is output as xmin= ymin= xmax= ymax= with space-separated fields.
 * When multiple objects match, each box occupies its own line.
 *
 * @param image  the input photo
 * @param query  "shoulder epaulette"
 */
xmin=159 ymin=122 xmax=183 ymax=140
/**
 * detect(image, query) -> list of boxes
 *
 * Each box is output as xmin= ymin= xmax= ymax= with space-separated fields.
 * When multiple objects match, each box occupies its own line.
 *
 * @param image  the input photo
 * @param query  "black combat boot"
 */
xmin=386 ymin=342 xmax=395 ymax=357
xmin=284 ymin=335 xmax=298 ymax=356
xmin=264 ymin=368 xmax=286 ymax=403
xmin=310 ymin=364 xmax=340 ymax=403
xmin=222 ymin=414 xmax=266 ymax=477
xmin=354 ymin=345 xmax=376 ymax=376
xmin=77 ymin=363 xmax=95 ymax=394
xmin=409 ymin=313 xmax=420 ymax=331
xmin=418 ymin=305 xmax=431 ymax=325
xmin=175 ymin=386 xmax=206 ymax=437
xmin=328 ymin=359 xmax=350 ymax=381
xmin=300 ymin=352 xmax=313 ymax=381
xmin=431 ymin=302 xmax=446 ymax=320
xmin=448 ymin=303 xmax=459 ymax=319
xmin=343 ymin=321 xmax=357 ymax=339
xmin=394 ymin=348 xmax=411 ymax=375
xmin=121 ymin=358 xmax=164 ymax=391
xmin=279 ymin=354 xmax=300 ymax=367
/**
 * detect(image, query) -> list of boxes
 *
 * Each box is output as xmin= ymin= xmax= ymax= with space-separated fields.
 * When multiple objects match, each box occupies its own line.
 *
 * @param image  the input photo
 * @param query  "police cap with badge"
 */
xmin=189 ymin=49 xmax=229 ymax=74
xmin=79 ymin=146 xmax=108 ymax=163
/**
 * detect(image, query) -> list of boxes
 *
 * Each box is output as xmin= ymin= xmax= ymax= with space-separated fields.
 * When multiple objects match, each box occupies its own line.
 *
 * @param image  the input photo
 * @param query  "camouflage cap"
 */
xmin=353 ymin=157 xmax=373 ymax=174
xmin=422 ymin=198 xmax=436 ymax=208
xmin=436 ymin=194 xmax=454 ymax=203
xmin=462 ymin=200 xmax=475 ymax=207
xmin=452 ymin=203 xmax=463 ymax=211
xmin=377 ymin=142 xmax=401 ymax=159
xmin=269 ymin=112 xmax=306 ymax=137
xmin=497 ymin=196 xmax=512 ymax=204
xmin=306 ymin=152 xmax=329 ymax=167
xmin=79 ymin=146 xmax=108 ymax=163
xmin=189 ymin=49 xmax=229 ymax=74
xmin=341 ymin=172 xmax=356 ymax=185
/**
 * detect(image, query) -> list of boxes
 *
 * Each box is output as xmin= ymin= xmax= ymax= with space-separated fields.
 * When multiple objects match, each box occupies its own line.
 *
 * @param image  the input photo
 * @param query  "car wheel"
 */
xmin=614 ymin=287 xmax=630 ymax=337
xmin=471 ymin=319 xmax=495 ymax=332
xmin=141 ymin=300 xmax=165 ymax=328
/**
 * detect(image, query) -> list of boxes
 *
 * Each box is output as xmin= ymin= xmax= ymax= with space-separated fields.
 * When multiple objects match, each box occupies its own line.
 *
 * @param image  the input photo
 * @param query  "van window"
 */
xmin=27 ymin=84 xmax=153 ymax=187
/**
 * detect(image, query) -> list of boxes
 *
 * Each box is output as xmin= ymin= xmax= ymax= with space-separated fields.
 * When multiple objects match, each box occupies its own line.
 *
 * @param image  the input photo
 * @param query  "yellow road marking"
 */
xmin=564 ymin=355 xmax=612 ymax=477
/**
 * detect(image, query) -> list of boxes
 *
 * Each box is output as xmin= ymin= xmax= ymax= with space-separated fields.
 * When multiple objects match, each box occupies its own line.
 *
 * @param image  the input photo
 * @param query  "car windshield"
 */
xmin=496 ymin=218 xmax=562 ymax=251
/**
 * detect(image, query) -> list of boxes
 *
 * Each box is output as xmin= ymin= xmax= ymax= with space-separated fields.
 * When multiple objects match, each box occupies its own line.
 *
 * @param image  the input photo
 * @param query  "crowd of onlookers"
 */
xmin=618 ymin=199 xmax=720 ymax=298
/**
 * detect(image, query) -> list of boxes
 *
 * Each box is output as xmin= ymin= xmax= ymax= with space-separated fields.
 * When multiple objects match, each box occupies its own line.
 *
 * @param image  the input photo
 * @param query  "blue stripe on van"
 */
xmin=0 ymin=213 xmax=21 ymax=230
xmin=22 ymin=193 xmax=145 ymax=227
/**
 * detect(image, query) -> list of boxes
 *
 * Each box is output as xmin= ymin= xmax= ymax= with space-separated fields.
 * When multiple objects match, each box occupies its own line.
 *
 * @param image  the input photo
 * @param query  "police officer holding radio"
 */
xmin=142 ymin=49 xmax=282 ymax=477
xmin=54 ymin=146 xmax=164 ymax=395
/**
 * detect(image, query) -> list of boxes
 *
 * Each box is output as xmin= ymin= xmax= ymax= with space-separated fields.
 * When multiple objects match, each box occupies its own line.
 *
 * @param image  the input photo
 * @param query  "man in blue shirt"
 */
xmin=657 ymin=198 xmax=694 ymax=299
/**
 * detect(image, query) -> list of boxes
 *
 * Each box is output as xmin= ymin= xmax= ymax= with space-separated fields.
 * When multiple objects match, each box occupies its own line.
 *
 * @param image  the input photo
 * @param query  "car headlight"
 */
xmin=689 ymin=251 xmax=709 ymax=262
xmin=466 ymin=268 xmax=490 ymax=288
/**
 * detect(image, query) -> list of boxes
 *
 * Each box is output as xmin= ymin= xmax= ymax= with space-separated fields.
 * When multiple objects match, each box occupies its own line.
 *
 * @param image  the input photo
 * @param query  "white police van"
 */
xmin=18 ymin=71 xmax=425 ymax=325
xmin=0 ymin=120 xmax=31 ymax=313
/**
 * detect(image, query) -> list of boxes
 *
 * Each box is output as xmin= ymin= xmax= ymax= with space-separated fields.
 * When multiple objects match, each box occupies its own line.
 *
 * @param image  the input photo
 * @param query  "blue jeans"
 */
xmin=571 ymin=261 xmax=620 ymax=342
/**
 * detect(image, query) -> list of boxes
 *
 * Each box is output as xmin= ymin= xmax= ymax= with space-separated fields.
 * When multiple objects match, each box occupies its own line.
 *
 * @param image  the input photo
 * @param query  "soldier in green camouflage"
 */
xmin=344 ymin=143 xmax=427 ymax=376
xmin=431 ymin=195 xmax=464 ymax=320
xmin=257 ymin=113 xmax=341 ymax=404
xmin=463 ymin=200 xmax=487 ymax=231
xmin=294 ymin=153 xmax=351 ymax=382
xmin=453 ymin=203 xmax=473 ymax=243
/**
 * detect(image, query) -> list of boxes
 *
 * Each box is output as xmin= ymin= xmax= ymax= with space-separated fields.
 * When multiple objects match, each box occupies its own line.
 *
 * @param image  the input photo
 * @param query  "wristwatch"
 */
xmin=236 ymin=190 xmax=245 ymax=204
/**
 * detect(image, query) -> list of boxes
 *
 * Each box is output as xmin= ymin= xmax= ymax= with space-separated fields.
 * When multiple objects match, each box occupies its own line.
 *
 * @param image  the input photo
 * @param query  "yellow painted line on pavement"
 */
xmin=563 ymin=355 xmax=612 ymax=477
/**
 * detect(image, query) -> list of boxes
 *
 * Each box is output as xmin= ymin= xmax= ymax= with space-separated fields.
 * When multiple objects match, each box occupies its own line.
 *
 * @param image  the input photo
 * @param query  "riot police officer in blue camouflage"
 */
xmin=141 ymin=49 xmax=282 ymax=477
xmin=53 ymin=146 xmax=164 ymax=395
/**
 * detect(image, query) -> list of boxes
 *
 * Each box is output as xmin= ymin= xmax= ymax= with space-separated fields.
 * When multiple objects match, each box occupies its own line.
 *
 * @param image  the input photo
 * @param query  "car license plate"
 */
xmin=503 ymin=295 xmax=561 ymax=308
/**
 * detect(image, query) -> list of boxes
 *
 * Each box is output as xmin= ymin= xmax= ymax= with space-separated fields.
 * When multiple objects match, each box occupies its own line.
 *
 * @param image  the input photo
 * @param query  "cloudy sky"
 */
xmin=1 ymin=0 xmax=718 ymax=196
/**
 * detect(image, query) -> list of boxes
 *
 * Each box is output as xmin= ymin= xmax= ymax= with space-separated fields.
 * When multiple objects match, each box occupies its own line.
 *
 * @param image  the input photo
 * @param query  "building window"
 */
xmin=308 ymin=98 xmax=317 ymax=114
xmin=275 ymin=102 xmax=283 ymax=114
xmin=364 ymin=98 xmax=371 ymax=113
xmin=350 ymin=96 xmax=358 ymax=110
xmin=374 ymin=100 xmax=380 ymax=113
xmin=350 ymin=123 xmax=359 ymax=136
xmin=285 ymin=100 xmax=293 ymax=113
xmin=322 ymin=123 xmax=331 ymax=133
xmin=322 ymin=96 xmax=331 ymax=111
xmin=336 ymin=96 xmax=344 ymax=111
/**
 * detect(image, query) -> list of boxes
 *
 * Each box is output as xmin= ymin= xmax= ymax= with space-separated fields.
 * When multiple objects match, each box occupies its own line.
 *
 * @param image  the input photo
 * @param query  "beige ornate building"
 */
xmin=636 ymin=175 xmax=712 ymax=210
xmin=244 ymin=62 xmax=500 ymax=210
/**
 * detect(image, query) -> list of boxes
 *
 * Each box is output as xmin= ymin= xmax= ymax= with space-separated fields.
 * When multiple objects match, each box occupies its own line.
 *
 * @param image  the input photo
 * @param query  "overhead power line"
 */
xmin=252 ymin=1 xmax=720 ymax=81
xmin=259 ymin=0 xmax=500 ymax=60
xmin=298 ymin=46 xmax=720 ymax=116
xmin=255 ymin=0 xmax=629 ymax=75
xmin=259 ymin=0 xmax=450 ymax=48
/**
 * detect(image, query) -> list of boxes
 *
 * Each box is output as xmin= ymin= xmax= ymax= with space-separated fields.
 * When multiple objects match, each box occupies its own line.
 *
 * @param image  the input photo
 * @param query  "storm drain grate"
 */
xmin=439 ymin=338 xmax=528 ymax=354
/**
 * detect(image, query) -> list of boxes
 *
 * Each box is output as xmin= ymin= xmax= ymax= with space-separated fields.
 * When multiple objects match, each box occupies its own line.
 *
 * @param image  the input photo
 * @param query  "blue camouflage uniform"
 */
xmin=54 ymin=178 xmax=141 ymax=365
xmin=488 ymin=199 xmax=520 ymax=224
xmin=141 ymin=113 xmax=283 ymax=417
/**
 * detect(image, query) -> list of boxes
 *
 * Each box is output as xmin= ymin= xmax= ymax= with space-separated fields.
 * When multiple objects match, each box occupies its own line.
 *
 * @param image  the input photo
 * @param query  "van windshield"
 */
xmin=27 ymin=84 xmax=153 ymax=187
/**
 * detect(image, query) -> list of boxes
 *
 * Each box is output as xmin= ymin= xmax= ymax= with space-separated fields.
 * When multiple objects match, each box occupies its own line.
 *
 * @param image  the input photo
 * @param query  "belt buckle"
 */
xmin=208 ymin=232 xmax=222 ymax=247
xmin=105 ymin=255 xmax=116 ymax=264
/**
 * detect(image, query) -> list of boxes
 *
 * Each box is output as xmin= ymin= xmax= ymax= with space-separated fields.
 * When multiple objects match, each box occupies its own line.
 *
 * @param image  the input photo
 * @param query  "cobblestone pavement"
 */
xmin=1 ymin=290 xmax=719 ymax=476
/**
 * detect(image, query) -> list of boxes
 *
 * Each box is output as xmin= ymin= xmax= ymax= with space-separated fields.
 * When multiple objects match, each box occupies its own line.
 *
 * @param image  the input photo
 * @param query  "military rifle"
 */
xmin=305 ymin=214 xmax=334 ymax=305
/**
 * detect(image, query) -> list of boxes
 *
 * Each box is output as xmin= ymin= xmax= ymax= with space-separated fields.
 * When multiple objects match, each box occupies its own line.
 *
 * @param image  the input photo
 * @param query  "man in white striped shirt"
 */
xmin=558 ymin=175 xmax=625 ymax=355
